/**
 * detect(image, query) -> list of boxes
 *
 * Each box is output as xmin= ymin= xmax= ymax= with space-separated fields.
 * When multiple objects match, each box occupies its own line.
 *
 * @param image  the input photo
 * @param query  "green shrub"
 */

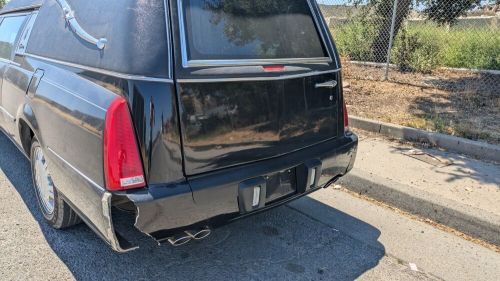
xmin=332 ymin=19 xmax=500 ymax=72
xmin=392 ymin=27 xmax=442 ymax=73
xmin=331 ymin=18 xmax=378 ymax=61
xmin=439 ymin=28 xmax=500 ymax=70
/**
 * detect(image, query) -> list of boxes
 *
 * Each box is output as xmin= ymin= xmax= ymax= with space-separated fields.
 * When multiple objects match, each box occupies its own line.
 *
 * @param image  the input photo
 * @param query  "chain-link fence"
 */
xmin=319 ymin=0 xmax=499 ymax=80
xmin=318 ymin=0 xmax=500 ymax=144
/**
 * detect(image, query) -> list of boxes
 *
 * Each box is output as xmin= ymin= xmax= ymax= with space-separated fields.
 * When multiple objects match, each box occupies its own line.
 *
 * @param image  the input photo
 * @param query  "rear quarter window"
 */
xmin=0 ymin=15 xmax=27 ymax=60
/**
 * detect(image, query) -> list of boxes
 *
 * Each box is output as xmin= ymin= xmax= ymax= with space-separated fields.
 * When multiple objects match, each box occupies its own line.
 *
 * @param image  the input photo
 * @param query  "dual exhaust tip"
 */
xmin=167 ymin=227 xmax=211 ymax=246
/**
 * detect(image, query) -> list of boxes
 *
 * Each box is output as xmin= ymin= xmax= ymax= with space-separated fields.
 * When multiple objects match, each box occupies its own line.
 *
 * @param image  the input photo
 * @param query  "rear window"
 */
xmin=180 ymin=0 xmax=329 ymax=63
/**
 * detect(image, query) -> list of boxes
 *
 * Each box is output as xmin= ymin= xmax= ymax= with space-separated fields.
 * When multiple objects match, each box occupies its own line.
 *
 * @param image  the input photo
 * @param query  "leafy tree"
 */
xmin=0 ymin=0 xmax=6 ymax=9
xmin=370 ymin=0 xmax=412 ymax=62
xmin=423 ymin=0 xmax=481 ymax=25
xmin=349 ymin=0 xmax=482 ymax=62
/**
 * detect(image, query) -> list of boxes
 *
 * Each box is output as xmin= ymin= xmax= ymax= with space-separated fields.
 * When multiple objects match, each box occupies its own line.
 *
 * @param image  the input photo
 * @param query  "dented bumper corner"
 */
xmin=100 ymin=192 xmax=139 ymax=253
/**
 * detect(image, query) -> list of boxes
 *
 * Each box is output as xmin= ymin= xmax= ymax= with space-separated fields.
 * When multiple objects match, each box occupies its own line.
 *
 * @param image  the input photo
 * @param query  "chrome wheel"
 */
xmin=33 ymin=147 xmax=55 ymax=215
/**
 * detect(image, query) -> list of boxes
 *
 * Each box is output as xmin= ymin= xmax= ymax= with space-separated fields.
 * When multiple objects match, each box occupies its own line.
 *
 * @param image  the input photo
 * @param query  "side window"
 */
xmin=0 ymin=15 xmax=28 ymax=60
xmin=17 ymin=13 xmax=38 ymax=54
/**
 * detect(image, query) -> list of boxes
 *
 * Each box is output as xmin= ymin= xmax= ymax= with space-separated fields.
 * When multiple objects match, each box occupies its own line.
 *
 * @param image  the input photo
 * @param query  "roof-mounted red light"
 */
xmin=104 ymin=97 xmax=146 ymax=191
xmin=263 ymin=65 xmax=285 ymax=72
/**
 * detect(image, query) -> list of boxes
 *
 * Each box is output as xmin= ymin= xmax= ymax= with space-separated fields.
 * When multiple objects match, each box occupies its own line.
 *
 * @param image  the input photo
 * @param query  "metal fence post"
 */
xmin=384 ymin=0 xmax=399 ymax=81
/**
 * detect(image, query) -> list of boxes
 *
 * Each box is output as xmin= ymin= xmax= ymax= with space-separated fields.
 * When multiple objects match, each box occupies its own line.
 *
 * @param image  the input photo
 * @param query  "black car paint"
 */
xmin=0 ymin=0 xmax=357 ymax=252
xmin=126 ymin=134 xmax=358 ymax=242
xmin=177 ymin=72 xmax=342 ymax=175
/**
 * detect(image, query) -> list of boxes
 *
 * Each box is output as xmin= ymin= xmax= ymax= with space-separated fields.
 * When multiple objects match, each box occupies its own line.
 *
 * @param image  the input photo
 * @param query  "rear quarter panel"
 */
xmin=21 ymin=57 xmax=117 ymax=238
xmin=28 ymin=58 xmax=114 ymax=187
xmin=20 ymin=55 xmax=185 ymax=247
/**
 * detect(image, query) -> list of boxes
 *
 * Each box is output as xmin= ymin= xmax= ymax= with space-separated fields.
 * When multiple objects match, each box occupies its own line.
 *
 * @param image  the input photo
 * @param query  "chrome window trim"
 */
xmin=164 ymin=0 xmax=173 ymax=78
xmin=176 ymin=68 xmax=341 ymax=83
xmin=186 ymin=57 xmax=332 ymax=68
xmin=0 ymin=4 xmax=42 ymax=16
xmin=46 ymin=147 xmax=106 ymax=192
xmin=177 ymin=0 xmax=334 ymax=68
xmin=0 ymin=11 xmax=31 ymax=17
xmin=20 ymin=53 xmax=174 ymax=83
xmin=177 ymin=0 xmax=189 ymax=67
xmin=16 ymin=11 xmax=38 ymax=55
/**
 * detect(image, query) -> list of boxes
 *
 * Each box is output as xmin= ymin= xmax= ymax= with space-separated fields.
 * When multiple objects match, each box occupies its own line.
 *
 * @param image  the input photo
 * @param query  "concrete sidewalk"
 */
xmin=339 ymin=130 xmax=500 ymax=245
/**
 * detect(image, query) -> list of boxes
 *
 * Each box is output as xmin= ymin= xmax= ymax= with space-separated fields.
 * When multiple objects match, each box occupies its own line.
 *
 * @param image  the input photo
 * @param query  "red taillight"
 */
xmin=104 ymin=97 xmax=145 ymax=191
xmin=263 ymin=65 xmax=285 ymax=72
xmin=343 ymin=99 xmax=350 ymax=133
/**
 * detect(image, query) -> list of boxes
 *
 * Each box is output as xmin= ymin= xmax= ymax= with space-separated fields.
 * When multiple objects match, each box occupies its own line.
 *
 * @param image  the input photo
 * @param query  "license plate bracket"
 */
xmin=265 ymin=168 xmax=297 ymax=203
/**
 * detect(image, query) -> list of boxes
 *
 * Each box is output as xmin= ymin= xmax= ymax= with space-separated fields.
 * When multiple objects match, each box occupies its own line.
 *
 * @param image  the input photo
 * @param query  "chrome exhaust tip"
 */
xmin=166 ymin=227 xmax=211 ymax=246
xmin=167 ymin=235 xmax=192 ymax=247
xmin=185 ymin=227 xmax=211 ymax=240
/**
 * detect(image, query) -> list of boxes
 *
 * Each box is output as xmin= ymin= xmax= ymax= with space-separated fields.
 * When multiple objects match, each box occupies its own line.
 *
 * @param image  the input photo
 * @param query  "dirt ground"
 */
xmin=343 ymin=64 xmax=500 ymax=145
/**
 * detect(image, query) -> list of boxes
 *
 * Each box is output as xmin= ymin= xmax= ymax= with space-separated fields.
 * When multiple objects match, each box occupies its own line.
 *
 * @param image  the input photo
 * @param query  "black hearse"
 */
xmin=0 ymin=0 xmax=357 ymax=252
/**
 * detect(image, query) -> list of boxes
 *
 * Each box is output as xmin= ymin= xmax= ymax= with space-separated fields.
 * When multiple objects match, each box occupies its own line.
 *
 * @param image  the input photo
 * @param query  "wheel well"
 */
xmin=19 ymin=119 xmax=34 ymax=157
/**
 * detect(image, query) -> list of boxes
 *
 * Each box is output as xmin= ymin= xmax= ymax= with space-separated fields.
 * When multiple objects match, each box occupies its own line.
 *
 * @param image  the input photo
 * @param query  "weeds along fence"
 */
xmin=317 ymin=0 xmax=500 ymax=96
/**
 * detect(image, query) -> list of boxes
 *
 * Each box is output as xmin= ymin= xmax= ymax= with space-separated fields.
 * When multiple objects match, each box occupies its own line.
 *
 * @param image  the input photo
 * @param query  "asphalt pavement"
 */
xmin=0 ymin=132 xmax=498 ymax=281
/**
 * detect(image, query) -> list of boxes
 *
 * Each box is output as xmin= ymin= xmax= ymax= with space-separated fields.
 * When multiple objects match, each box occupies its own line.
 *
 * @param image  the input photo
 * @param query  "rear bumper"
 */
xmin=124 ymin=134 xmax=358 ymax=243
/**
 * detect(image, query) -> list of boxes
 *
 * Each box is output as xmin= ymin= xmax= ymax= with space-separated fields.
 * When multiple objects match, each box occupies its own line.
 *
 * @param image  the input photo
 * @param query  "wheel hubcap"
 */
xmin=33 ymin=147 xmax=55 ymax=215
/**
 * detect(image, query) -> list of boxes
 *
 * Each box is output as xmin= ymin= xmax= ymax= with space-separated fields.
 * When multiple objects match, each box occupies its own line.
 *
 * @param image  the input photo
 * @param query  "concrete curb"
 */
xmin=350 ymin=116 xmax=500 ymax=163
xmin=339 ymin=169 xmax=500 ymax=246
xmin=347 ymin=60 xmax=500 ymax=75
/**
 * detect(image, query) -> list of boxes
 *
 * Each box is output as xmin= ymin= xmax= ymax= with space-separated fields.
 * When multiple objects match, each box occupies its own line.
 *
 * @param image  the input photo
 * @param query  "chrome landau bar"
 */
xmin=55 ymin=0 xmax=108 ymax=50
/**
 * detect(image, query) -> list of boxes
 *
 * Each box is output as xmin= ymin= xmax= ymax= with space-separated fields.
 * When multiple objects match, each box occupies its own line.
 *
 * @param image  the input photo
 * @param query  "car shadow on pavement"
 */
xmin=0 ymin=133 xmax=385 ymax=281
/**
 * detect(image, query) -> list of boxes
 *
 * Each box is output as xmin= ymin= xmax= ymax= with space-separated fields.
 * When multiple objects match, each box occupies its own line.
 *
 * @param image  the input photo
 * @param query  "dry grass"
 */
xmin=343 ymin=64 xmax=500 ymax=144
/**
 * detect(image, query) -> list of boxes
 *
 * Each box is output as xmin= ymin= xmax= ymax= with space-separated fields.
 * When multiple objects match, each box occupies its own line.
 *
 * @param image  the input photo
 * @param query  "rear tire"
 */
xmin=30 ymin=139 xmax=81 ymax=229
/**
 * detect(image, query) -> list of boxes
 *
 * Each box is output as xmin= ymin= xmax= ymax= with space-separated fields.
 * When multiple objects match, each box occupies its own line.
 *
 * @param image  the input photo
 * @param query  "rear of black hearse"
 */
xmin=0 ymin=0 xmax=357 ymax=252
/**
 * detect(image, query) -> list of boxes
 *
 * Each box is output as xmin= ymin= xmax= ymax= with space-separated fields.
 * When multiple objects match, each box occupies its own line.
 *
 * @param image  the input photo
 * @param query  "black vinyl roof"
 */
xmin=22 ymin=0 xmax=171 ymax=78
xmin=0 ymin=0 xmax=171 ymax=78
xmin=0 ymin=0 xmax=43 ymax=15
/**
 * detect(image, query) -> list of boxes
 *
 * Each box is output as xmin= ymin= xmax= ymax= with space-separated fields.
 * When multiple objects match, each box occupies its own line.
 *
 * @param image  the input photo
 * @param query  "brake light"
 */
xmin=263 ymin=65 xmax=285 ymax=72
xmin=104 ymin=97 xmax=145 ymax=191
xmin=343 ymin=99 xmax=350 ymax=133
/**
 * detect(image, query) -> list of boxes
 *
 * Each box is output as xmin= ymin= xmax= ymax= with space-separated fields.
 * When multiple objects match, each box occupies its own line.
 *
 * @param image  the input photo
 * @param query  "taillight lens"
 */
xmin=104 ymin=97 xmax=145 ymax=191
xmin=343 ymin=99 xmax=350 ymax=133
